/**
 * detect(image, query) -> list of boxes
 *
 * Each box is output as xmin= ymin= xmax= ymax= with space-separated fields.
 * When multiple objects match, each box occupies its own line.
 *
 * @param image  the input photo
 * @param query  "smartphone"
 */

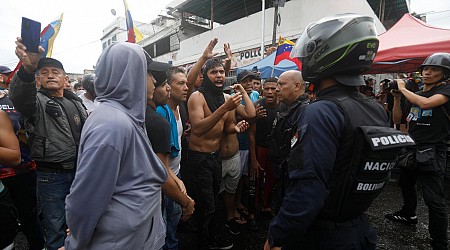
xmin=21 ymin=17 xmax=41 ymax=53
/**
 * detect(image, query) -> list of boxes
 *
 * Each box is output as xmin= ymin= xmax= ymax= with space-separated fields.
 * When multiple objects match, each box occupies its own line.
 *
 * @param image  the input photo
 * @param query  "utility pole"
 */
xmin=272 ymin=0 xmax=279 ymax=46
xmin=261 ymin=0 xmax=265 ymax=58
xmin=379 ymin=0 xmax=385 ymax=23
xmin=211 ymin=0 xmax=214 ymax=29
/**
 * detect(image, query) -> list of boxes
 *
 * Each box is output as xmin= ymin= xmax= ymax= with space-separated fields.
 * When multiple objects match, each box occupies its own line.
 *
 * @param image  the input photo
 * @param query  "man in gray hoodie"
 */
xmin=63 ymin=42 xmax=169 ymax=250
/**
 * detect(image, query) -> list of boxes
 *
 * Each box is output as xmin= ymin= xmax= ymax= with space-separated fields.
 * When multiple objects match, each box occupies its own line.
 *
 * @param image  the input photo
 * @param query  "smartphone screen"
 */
xmin=21 ymin=17 xmax=41 ymax=53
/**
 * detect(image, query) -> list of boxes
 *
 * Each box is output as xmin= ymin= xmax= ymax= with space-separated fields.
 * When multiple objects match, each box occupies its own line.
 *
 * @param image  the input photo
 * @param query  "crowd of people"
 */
xmin=0 ymin=13 xmax=449 ymax=250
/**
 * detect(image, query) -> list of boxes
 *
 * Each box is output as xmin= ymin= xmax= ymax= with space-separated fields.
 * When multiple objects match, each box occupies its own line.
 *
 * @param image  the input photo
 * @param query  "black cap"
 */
xmin=152 ymin=71 xmax=168 ymax=88
xmin=37 ymin=58 xmax=65 ymax=72
xmin=0 ymin=66 xmax=13 ymax=74
xmin=144 ymin=50 xmax=170 ymax=87
xmin=237 ymin=70 xmax=257 ymax=82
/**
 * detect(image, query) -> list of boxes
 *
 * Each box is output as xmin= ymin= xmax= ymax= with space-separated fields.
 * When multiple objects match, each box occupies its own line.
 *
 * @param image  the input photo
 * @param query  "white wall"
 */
xmin=159 ymin=0 xmax=386 ymax=67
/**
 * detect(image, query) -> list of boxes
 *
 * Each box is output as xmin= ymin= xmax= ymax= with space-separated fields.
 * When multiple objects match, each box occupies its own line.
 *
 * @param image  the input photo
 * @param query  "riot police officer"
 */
xmin=386 ymin=53 xmax=450 ymax=250
xmin=264 ymin=14 xmax=415 ymax=250
xmin=268 ymin=70 xmax=309 ymax=211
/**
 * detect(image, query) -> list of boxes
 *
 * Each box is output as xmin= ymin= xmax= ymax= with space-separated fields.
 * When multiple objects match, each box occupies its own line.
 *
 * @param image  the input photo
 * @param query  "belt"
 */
xmin=189 ymin=150 xmax=219 ymax=158
xmin=37 ymin=167 xmax=75 ymax=173
xmin=313 ymin=214 xmax=368 ymax=230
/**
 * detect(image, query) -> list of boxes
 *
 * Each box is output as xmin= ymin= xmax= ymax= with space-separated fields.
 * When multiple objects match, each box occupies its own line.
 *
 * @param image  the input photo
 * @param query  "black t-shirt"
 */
xmin=54 ymin=97 xmax=82 ymax=144
xmin=254 ymin=98 xmax=287 ymax=147
xmin=407 ymin=83 xmax=450 ymax=150
xmin=145 ymin=106 xmax=171 ymax=154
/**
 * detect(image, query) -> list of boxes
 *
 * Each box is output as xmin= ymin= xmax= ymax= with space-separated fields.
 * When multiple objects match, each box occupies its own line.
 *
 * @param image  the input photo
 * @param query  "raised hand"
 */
xmin=15 ymin=37 xmax=45 ymax=73
xmin=202 ymin=38 xmax=219 ymax=60
xmin=223 ymin=43 xmax=232 ymax=61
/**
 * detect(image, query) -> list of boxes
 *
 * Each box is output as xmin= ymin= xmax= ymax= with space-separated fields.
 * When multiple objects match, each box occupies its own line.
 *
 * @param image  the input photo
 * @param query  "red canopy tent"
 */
xmin=368 ymin=14 xmax=450 ymax=74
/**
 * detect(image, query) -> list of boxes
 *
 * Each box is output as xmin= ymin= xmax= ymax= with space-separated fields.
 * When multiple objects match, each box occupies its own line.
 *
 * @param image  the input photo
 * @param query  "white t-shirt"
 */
xmin=79 ymin=93 xmax=98 ymax=115
xmin=168 ymin=107 xmax=183 ymax=175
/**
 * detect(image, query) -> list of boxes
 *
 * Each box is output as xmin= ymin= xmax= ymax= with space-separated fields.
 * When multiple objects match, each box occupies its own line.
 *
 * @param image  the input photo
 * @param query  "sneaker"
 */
xmin=385 ymin=211 xmax=418 ymax=225
xmin=208 ymin=239 xmax=233 ymax=250
xmin=225 ymin=219 xmax=242 ymax=235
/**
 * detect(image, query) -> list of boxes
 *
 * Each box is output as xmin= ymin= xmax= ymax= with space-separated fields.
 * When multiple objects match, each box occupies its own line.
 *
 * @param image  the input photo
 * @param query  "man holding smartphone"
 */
xmin=10 ymin=38 xmax=88 ymax=250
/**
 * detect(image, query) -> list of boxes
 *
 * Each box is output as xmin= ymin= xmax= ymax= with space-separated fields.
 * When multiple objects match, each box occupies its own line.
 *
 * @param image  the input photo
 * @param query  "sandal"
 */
xmin=232 ymin=216 xmax=247 ymax=224
xmin=237 ymin=206 xmax=249 ymax=217
xmin=226 ymin=217 xmax=246 ymax=235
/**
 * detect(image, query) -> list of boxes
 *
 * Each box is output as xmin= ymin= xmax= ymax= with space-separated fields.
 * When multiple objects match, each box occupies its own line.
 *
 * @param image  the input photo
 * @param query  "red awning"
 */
xmin=368 ymin=14 xmax=450 ymax=74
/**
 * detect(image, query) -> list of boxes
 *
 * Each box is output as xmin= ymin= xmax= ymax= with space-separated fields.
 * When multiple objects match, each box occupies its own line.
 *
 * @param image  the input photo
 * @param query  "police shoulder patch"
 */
xmin=291 ymin=131 xmax=298 ymax=148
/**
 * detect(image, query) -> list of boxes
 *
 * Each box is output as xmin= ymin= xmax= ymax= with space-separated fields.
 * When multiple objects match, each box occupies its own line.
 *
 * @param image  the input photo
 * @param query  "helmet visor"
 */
xmin=290 ymin=23 xmax=315 ymax=59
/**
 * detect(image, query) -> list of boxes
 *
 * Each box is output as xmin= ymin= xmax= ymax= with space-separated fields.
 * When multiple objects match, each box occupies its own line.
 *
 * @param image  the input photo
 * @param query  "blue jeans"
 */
xmin=37 ymin=171 xmax=74 ymax=250
xmin=162 ymin=176 xmax=182 ymax=250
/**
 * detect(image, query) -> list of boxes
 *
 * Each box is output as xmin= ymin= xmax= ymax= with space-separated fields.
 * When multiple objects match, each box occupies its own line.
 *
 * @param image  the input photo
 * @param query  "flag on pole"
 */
xmin=7 ymin=14 xmax=64 ymax=83
xmin=40 ymin=13 xmax=64 ymax=58
xmin=274 ymin=36 xmax=302 ymax=70
xmin=123 ymin=0 xmax=144 ymax=43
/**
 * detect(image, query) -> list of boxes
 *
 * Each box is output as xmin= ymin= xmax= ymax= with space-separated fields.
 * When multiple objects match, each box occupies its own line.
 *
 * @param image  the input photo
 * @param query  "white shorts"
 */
xmin=220 ymin=152 xmax=241 ymax=194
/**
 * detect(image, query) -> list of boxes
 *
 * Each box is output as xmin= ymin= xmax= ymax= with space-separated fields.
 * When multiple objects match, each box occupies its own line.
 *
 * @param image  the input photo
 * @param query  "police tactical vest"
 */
xmin=316 ymin=89 xmax=415 ymax=221
xmin=269 ymin=95 xmax=309 ymax=169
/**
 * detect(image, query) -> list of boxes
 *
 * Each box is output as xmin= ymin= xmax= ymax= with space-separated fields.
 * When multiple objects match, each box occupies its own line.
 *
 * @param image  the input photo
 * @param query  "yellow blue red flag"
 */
xmin=274 ymin=36 xmax=302 ymax=70
xmin=40 ymin=14 xmax=63 ymax=58
xmin=123 ymin=0 xmax=143 ymax=43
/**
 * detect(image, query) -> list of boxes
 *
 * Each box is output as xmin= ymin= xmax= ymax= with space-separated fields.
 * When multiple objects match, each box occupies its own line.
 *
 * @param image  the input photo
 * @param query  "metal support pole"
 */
xmin=261 ymin=0 xmax=265 ymax=58
xmin=272 ymin=2 xmax=279 ymax=46
xmin=211 ymin=0 xmax=214 ymax=29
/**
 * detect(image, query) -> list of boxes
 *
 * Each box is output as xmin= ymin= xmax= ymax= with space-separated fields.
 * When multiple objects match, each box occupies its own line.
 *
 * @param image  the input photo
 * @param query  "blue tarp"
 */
xmin=236 ymin=52 xmax=299 ymax=79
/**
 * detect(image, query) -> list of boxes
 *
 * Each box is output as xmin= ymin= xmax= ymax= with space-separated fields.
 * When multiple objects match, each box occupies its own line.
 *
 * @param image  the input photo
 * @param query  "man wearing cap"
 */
xmin=10 ymin=38 xmax=87 ymax=250
xmin=187 ymin=38 xmax=249 ymax=249
xmin=237 ymin=70 xmax=260 ymax=102
xmin=231 ymin=69 xmax=260 ymax=230
xmin=146 ymin=63 xmax=195 ymax=250
xmin=0 ymin=66 xmax=13 ymax=90
xmin=265 ymin=14 xmax=412 ymax=249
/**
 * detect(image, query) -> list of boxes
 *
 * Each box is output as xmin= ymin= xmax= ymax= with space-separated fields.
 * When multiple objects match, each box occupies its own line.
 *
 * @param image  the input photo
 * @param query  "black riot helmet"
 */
xmin=419 ymin=53 xmax=450 ymax=80
xmin=82 ymin=74 xmax=96 ymax=97
xmin=290 ymin=14 xmax=379 ymax=86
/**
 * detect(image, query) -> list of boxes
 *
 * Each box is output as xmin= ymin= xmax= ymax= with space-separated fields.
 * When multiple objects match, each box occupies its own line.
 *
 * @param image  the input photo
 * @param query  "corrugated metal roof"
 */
xmin=174 ymin=0 xmax=284 ymax=24
xmin=173 ymin=0 xmax=409 ymax=27
xmin=367 ymin=0 xmax=410 ymax=28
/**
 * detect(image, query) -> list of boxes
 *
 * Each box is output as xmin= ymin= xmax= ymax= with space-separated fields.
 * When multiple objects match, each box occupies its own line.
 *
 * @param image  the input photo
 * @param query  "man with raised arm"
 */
xmin=187 ymin=38 xmax=249 ymax=250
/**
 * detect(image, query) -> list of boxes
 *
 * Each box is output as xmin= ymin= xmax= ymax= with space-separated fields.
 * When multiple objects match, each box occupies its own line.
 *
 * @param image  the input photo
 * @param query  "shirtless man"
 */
xmin=187 ymin=38 xmax=249 ymax=249
xmin=220 ymin=82 xmax=255 ymax=236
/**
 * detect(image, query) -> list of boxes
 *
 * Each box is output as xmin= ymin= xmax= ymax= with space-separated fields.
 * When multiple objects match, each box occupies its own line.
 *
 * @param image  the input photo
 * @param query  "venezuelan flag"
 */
xmin=274 ymin=36 xmax=302 ymax=70
xmin=123 ymin=0 xmax=143 ymax=43
xmin=40 ymin=14 xmax=63 ymax=58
